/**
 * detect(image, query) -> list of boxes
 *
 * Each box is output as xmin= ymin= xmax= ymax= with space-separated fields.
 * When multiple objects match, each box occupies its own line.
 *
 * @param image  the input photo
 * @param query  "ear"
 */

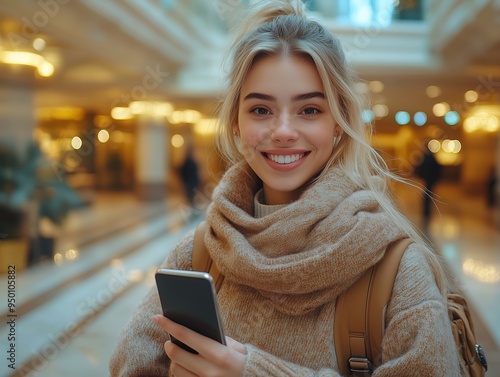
xmin=233 ymin=124 xmax=240 ymax=137
xmin=333 ymin=124 xmax=342 ymax=137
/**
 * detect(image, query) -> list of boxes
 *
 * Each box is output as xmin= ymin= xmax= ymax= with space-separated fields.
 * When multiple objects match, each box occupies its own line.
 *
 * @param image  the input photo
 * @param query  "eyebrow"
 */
xmin=243 ymin=91 xmax=325 ymax=102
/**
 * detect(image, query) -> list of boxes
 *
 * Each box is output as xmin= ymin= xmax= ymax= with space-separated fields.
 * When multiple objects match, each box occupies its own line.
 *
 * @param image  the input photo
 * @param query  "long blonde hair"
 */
xmin=216 ymin=0 xmax=450 ymax=293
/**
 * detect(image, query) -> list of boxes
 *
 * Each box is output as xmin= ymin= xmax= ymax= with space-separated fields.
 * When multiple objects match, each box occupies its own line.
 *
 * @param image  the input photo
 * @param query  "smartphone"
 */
xmin=155 ymin=269 xmax=226 ymax=354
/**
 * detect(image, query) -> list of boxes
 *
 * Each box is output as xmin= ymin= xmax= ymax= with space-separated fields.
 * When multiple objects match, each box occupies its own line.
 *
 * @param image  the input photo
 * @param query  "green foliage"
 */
xmin=0 ymin=142 xmax=83 ymax=238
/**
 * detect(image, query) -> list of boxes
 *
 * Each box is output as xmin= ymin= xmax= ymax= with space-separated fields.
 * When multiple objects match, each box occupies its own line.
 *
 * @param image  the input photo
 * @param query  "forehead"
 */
xmin=240 ymin=54 xmax=324 ymax=97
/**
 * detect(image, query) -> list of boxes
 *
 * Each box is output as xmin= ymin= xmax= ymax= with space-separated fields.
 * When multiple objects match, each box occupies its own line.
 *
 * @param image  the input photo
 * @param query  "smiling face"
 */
xmin=237 ymin=54 xmax=340 ymax=205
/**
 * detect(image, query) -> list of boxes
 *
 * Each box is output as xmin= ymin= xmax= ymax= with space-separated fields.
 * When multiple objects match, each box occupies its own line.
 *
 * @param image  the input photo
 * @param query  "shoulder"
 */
xmin=159 ymin=228 xmax=196 ymax=270
xmin=389 ymin=242 xmax=446 ymax=313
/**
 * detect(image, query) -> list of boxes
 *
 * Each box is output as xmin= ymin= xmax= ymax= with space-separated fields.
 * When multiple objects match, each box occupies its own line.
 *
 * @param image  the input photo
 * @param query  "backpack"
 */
xmin=192 ymin=221 xmax=488 ymax=376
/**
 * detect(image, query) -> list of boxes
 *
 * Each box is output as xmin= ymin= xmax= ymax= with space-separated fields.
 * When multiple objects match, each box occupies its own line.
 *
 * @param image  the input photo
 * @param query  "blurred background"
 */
xmin=0 ymin=0 xmax=499 ymax=376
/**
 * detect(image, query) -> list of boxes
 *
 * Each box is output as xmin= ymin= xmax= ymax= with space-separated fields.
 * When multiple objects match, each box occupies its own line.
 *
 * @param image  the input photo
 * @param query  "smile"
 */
xmin=265 ymin=153 xmax=306 ymax=164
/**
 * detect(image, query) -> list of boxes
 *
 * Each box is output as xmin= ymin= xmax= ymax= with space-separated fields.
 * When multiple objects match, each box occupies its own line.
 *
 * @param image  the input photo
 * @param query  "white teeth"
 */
xmin=267 ymin=153 xmax=305 ymax=164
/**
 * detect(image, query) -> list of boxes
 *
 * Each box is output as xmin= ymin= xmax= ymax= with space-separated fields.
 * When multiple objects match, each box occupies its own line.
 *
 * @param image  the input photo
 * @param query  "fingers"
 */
xmin=153 ymin=315 xmax=246 ymax=376
xmin=165 ymin=338 xmax=214 ymax=377
xmin=169 ymin=360 xmax=198 ymax=377
xmin=153 ymin=315 xmax=225 ymax=357
xmin=151 ymin=314 xmax=170 ymax=332
xmin=226 ymin=336 xmax=248 ymax=355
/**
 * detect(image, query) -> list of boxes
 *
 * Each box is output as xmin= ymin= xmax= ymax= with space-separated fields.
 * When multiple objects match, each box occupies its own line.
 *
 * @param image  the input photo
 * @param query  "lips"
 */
xmin=264 ymin=152 xmax=308 ymax=165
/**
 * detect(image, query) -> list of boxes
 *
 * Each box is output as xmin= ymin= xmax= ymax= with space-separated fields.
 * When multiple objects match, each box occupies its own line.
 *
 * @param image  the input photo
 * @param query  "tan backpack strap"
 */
xmin=191 ymin=221 xmax=224 ymax=292
xmin=334 ymin=238 xmax=412 ymax=376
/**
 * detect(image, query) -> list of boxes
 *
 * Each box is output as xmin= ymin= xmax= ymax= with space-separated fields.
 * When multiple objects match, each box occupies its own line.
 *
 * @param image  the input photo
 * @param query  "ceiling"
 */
xmin=0 ymin=0 xmax=499 ymax=130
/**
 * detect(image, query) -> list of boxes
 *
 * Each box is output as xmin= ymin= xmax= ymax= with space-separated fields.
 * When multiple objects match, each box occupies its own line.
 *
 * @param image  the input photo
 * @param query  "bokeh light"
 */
xmin=426 ymin=85 xmax=441 ymax=98
xmin=428 ymin=139 xmax=440 ymax=153
xmin=98 ymin=129 xmax=110 ymax=143
xmin=171 ymin=134 xmax=184 ymax=148
xmin=361 ymin=109 xmax=374 ymax=123
xmin=368 ymin=81 xmax=384 ymax=93
xmin=433 ymin=102 xmax=450 ymax=117
xmin=413 ymin=111 xmax=427 ymax=126
xmin=395 ymin=111 xmax=410 ymax=125
xmin=444 ymin=111 xmax=460 ymax=125
xmin=71 ymin=136 xmax=82 ymax=149
xmin=464 ymin=90 xmax=478 ymax=103
xmin=373 ymin=104 xmax=389 ymax=118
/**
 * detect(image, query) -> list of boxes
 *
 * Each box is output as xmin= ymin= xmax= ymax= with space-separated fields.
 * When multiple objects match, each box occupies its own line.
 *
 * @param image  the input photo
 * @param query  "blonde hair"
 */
xmin=216 ymin=0 xmax=451 ymax=293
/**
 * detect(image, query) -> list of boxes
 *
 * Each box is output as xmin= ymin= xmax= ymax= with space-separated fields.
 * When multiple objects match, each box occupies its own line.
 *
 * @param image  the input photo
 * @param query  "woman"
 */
xmin=110 ymin=1 xmax=461 ymax=375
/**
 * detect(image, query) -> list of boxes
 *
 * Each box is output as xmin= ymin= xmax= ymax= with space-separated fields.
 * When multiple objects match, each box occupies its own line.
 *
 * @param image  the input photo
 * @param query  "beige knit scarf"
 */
xmin=205 ymin=162 xmax=407 ymax=316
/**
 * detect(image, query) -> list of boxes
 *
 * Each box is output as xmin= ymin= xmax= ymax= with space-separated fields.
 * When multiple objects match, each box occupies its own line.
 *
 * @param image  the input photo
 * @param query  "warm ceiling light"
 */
xmin=372 ymin=104 xmax=388 ymax=118
xmin=33 ymin=37 xmax=46 ymax=51
xmin=129 ymin=101 xmax=148 ymax=115
xmin=98 ymin=129 xmax=110 ymax=143
xmin=426 ymin=85 xmax=441 ymax=98
xmin=169 ymin=110 xmax=184 ymax=124
xmin=484 ymin=116 xmax=500 ymax=132
xmin=194 ymin=118 xmax=217 ymax=135
xmin=129 ymin=101 xmax=173 ymax=117
xmin=463 ymin=112 xmax=500 ymax=133
xmin=183 ymin=110 xmax=202 ymax=123
xmin=442 ymin=139 xmax=462 ymax=153
xmin=428 ymin=139 xmax=440 ymax=153
xmin=71 ymin=136 xmax=82 ymax=150
xmin=111 ymin=107 xmax=133 ymax=120
xmin=464 ymin=90 xmax=478 ymax=103
xmin=432 ymin=102 xmax=450 ymax=117
xmin=38 ymin=61 xmax=54 ymax=77
xmin=0 ymin=51 xmax=54 ymax=77
xmin=368 ymin=81 xmax=384 ymax=93
xmin=171 ymin=134 xmax=184 ymax=148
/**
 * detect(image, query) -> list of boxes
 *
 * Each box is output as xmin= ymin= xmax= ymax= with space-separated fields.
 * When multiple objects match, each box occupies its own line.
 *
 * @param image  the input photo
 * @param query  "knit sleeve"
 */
xmin=373 ymin=243 xmax=462 ymax=377
xmin=109 ymin=230 xmax=195 ymax=377
xmin=243 ymin=345 xmax=342 ymax=377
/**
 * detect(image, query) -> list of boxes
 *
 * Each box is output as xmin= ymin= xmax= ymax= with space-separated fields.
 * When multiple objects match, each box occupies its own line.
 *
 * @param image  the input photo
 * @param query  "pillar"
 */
xmin=495 ymin=132 xmax=500 ymax=205
xmin=0 ymin=65 xmax=36 ymax=155
xmin=134 ymin=115 xmax=168 ymax=201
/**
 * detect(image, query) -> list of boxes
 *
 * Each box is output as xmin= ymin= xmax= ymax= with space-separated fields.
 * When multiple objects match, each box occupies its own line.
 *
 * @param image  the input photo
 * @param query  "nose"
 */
xmin=270 ymin=114 xmax=298 ymax=143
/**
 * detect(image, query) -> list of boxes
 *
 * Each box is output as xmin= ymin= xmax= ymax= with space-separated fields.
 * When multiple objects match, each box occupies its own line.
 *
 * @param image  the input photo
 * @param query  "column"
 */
xmin=495 ymin=133 xmax=500 ymax=206
xmin=0 ymin=66 xmax=36 ymax=155
xmin=134 ymin=115 xmax=168 ymax=201
xmin=0 ymin=65 xmax=37 ymax=269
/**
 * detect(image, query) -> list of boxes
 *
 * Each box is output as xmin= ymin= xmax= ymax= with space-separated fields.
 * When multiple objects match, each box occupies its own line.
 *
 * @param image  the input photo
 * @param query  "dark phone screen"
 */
xmin=155 ymin=270 xmax=225 ymax=354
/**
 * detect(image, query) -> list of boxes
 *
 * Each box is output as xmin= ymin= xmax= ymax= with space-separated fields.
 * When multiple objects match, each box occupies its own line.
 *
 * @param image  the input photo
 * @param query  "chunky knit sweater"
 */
xmin=109 ymin=162 xmax=461 ymax=376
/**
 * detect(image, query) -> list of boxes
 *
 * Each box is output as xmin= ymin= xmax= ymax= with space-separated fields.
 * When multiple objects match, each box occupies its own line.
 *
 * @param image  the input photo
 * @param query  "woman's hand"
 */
xmin=152 ymin=315 xmax=247 ymax=377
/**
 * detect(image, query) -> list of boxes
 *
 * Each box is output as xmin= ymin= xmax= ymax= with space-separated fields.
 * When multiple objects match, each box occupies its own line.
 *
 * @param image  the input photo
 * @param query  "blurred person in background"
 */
xmin=179 ymin=145 xmax=201 ymax=208
xmin=109 ymin=1 xmax=461 ymax=376
xmin=414 ymin=141 xmax=442 ymax=225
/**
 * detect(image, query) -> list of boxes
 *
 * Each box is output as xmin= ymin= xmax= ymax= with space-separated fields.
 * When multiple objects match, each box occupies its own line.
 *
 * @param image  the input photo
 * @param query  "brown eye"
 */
xmin=251 ymin=107 xmax=271 ymax=115
xmin=301 ymin=107 xmax=321 ymax=116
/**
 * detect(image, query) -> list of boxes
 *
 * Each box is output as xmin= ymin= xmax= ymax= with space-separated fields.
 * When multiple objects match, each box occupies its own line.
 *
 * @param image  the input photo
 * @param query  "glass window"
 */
xmin=308 ymin=0 xmax=424 ymax=24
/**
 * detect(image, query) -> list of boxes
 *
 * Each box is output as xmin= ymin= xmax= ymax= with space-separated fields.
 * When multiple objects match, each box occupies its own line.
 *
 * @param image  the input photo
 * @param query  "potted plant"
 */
xmin=0 ymin=142 xmax=83 ymax=272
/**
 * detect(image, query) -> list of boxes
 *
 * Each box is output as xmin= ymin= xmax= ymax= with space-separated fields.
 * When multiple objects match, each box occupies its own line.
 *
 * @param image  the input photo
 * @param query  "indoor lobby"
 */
xmin=1 ymin=1 xmax=499 ymax=376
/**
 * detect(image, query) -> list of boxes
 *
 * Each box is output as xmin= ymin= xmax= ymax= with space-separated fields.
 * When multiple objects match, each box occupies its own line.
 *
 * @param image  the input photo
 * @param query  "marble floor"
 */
xmin=0 ymin=181 xmax=498 ymax=377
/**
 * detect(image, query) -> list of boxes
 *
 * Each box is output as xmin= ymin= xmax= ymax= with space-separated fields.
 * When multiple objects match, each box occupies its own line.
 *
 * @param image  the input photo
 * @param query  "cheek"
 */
xmin=309 ymin=124 xmax=335 ymax=148
xmin=318 ymin=138 xmax=334 ymax=157
xmin=240 ymin=124 xmax=272 ymax=148
xmin=310 ymin=130 xmax=336 ymax=162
